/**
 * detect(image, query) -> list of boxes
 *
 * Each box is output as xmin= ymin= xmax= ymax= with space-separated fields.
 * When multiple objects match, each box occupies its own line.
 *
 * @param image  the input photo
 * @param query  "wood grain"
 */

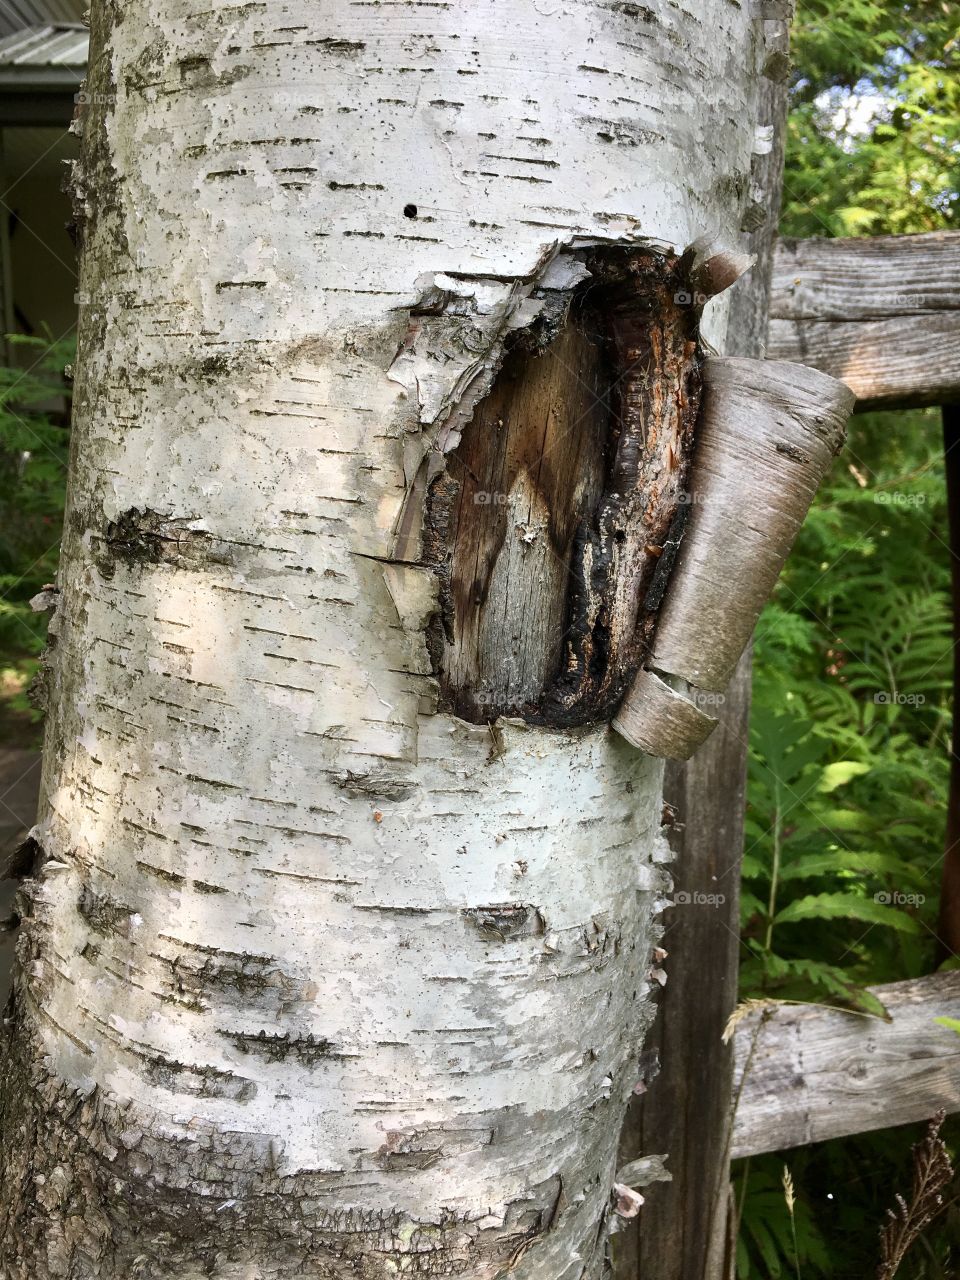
xmin=429 ymin=320 xmax=609 ymax=717
xmin=616 ymin=648 xmax=754 ymax=1280
xmin=730 ymin=971 xmax=960 ymax=1159
xmin=768 ymin=232 xmax=960 ymax=410
xmin=427 ymin=247 xmax=701 ymax=727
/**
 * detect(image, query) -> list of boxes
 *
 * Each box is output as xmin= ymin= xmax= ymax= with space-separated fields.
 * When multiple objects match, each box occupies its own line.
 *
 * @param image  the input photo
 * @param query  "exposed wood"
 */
xmin=730 ymin=971 xmax=960 ymax=1159
xmin=426 ymin=315 xmax=609 ymax=718
xmin=428 ymin=247 xmax=701 ymax=728
xmin=768 ymin=233 xmax=960 ymax=410
xmin=614 ymin=8 xmax=796 ymax=1276
xmin=939 ymin=404 xmax=960 ymax=962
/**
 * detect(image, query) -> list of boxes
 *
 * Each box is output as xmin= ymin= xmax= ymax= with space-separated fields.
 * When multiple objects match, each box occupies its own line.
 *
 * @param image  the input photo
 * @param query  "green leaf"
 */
xmin=777 ymin=850 xmax=924 ymax=884
xmin=774 ymin=892 xmax=922 ymax=934
xmin=817 ymin=807 xmax=875 ymax=832
xmin=817 ymin=761 xmax=872 ymax=792
xmin=736 ymin=1235 xmax=750 ymax=1280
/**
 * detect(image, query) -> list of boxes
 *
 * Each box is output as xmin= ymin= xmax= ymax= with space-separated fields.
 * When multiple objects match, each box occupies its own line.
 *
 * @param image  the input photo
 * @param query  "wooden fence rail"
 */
xmin=731 ymin=970 xmax=960 ymax=1159
xmin=768 ymin=232 xmax=960 ymax=410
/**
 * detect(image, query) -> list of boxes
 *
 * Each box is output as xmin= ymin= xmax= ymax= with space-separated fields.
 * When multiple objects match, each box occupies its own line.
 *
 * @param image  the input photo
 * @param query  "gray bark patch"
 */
xmin=462 ymin=903 xmax=546 ymax=941
xmin=78 ymin=884 xmax=138 ymax=939
xmin=226 ymin=1030 xmax=342 ymax=1063
xmin=101 ymin=508 xmax=233 ymax=574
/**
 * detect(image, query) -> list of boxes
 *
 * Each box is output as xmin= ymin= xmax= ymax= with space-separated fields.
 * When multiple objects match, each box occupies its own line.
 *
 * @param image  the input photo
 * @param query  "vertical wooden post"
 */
xmin=613 ymin=4 xmax=796 ymax=1276
xmin=614 ymin=651 xmax=752 ymax=1280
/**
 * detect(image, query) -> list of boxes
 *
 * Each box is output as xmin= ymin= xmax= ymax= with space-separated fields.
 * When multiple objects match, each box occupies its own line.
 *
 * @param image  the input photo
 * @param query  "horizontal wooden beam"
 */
xmin=731 ymin=971 xmax=960 ymax=1159
xmin=768 ymin=232 xmax=960 ymax=411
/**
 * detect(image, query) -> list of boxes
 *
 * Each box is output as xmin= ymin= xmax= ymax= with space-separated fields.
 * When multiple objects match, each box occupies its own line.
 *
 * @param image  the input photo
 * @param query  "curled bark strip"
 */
xmin=691 ymin=248 xmax=756 ymax=300
xmin=425 ymin=246 xmax=702 ymax=728
xmin=612 ymin=667 xmax=716 ymax=760
xmin=615 ymin=1152 xmax=672 ymax=1189
xmin=641 ymin=356 xmax=854 ymax=696
xmin=613 ymin=1182 xmax=645 ymax=1219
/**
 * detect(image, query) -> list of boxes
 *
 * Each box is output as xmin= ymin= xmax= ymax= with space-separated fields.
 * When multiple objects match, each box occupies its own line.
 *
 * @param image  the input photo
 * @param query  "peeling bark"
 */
xmin=614 ymin=357 xmax=854 ymax=759
xmin=648 ymin=357 xmax=854 ymax=691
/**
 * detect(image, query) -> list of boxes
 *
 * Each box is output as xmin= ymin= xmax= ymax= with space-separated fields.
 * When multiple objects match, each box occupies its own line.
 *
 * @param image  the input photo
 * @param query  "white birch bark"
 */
xmin=0 ymin=2 xmax=769 ymax=1276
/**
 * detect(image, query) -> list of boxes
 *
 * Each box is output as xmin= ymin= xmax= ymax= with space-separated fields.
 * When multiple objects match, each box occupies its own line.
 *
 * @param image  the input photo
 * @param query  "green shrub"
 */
xmin=0 ymin=335 xmax=73 ymax=736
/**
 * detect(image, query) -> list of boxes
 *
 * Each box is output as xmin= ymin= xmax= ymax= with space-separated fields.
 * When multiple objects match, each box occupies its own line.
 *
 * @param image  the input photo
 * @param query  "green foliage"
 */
xmin=737 ymin=407 xmax=958 ymax=1277
xmin=737 ymin=2 xmax=960 ymax=1274
xmin=741 ymin=408 xmax=950 ymax=1004
xmin=737 ymin=1127 xmax=960 ymax=1280
xmin=783 ymin=2 xmax=959 ymax=237
xmin=736 ymin=1163 xmax=831 ymax=1277
xmin=0 ymin=335 xmax=72 ymax=730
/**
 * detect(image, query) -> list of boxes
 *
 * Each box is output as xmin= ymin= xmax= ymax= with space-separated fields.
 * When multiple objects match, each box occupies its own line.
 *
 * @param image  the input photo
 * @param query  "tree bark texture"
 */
xmin=0 ymin=3 xmax=771 ymax=1277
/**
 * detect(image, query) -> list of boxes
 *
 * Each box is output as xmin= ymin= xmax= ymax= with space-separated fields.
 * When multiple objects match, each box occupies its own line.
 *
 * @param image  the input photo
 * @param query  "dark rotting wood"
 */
xmin=425 ymin=246 xmax=702 ymax=728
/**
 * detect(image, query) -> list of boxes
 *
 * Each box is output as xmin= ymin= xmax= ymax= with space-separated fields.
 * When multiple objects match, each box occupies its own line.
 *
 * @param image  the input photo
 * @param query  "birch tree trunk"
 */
xmin=0 ymin=3 xmax=771 ymax=1277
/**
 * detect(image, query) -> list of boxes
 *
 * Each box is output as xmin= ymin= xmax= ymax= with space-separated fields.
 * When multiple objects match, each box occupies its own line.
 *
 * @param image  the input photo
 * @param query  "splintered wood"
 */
xmin=426 ymin=247 xmax=701 ymax=728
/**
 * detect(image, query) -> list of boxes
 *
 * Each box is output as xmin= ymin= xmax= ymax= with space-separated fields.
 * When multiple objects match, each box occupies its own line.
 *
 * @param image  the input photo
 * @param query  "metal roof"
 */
xmin=0 ymin=1 xmax=85 ymax=39
xmin=0 ymin=23 xmax=87 ymax=68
